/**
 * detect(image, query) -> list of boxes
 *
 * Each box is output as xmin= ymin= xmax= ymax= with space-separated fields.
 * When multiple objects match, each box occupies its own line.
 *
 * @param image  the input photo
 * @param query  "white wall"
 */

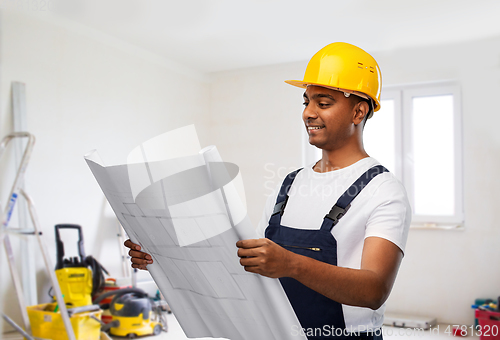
xmin=208 ymin=37 xmax=500 ymax=325
xmin=209 ymin=63 xmax=306 ymax=224
xmin=0 ymin=10 xmax=210 ymax=330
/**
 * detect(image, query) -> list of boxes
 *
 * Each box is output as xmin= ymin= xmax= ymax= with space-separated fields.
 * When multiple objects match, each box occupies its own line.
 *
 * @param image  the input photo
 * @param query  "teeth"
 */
xmin=308 ymin=126 xmax=323 ymax=130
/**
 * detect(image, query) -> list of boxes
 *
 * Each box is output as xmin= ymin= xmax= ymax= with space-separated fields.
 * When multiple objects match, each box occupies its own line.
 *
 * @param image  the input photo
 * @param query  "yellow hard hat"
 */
xmin=286 ymin=42 xmax=382 ymax=113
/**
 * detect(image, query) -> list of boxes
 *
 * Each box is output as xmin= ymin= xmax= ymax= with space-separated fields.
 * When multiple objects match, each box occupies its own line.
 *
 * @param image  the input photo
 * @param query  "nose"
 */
xmin=302 ymin=102 xmax=318 ymax=122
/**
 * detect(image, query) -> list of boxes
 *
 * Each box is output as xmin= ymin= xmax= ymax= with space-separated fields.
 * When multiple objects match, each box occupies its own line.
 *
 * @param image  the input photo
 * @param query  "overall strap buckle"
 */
xmin=272 ymin=196 xmax=289 ymax=216
xmin=322 ymin=165 xmax=388 ymax=231
xmin=270 ymin=169 xmax=302 ymax=219
xmin=324 ymin=204 xmax=351 ymax=226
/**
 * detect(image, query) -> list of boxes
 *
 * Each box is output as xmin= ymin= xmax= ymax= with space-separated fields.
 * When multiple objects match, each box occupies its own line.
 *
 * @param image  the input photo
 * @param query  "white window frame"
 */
xmin=397 ymin=81 xmax=464 ymax=228
xmin=302 ymin=81 xmax=464 ymax=229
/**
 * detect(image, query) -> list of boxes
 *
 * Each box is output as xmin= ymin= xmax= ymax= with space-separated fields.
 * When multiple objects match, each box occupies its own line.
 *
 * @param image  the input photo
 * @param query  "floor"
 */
xmin=3 ymin=312 xmax=481 ymax=340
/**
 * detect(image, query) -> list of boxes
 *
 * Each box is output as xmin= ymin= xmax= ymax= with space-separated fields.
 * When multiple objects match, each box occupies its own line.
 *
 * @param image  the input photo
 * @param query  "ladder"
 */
xmin=0 ymin=132 xmax=76 ymax=340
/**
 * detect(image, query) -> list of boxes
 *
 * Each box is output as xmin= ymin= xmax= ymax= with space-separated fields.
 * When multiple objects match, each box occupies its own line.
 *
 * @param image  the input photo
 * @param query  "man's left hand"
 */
xmin=236 ymin=238 xmax=294 ymax=278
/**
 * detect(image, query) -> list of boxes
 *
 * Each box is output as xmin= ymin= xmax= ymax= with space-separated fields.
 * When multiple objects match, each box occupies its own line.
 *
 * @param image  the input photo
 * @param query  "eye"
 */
xmin=318 ymin=102 xmax=330 ymax=108
xmin=303 ymin=101 xmax=309 ymax=107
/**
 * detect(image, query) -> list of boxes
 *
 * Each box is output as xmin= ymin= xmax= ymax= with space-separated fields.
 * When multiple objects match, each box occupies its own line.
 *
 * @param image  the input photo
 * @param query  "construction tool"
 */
xmin=93 ymin=288 xmax=164 ymax=338
xmin=54 ymin=224 xmax=109 ymax=308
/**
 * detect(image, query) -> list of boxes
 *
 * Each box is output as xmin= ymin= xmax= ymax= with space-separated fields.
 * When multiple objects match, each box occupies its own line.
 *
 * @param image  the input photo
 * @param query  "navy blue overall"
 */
xmin=265 ymin=165 xmax=388 ymax=339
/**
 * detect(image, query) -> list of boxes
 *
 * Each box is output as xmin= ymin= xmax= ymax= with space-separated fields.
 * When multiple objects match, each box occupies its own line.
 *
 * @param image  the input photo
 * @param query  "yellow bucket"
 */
xmin=27 ymin=303 xmax=102 ymax=340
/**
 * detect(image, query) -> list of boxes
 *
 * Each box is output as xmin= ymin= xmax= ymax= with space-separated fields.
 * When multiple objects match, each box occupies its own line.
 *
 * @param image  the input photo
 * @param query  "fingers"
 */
xmin=128 ymin=249 xmax=153 ymax=262
xmin=128 ymin=249 xmax=152 ymax=261
xmin=131 ymin=256 xmax=151 ymax=265
xmin=128 ymin=248 xmax=146 ymax=257
xmin=129 ymin=255 xmax=151 ymax=271
xmin=125 ymin=239 xmax=152 ymax=271
xmin=237 ymin=247 xmax=262 ymax=258
xmin=239 ymin=256 xmax=260 ymax=267
xmin=124 ymin=239 xmax=141 ymax=251
xmin=132 ymin=263 xmax=148 ymax=270
xmin=235 ymin=238 xmax=292 ymax=278
xmin=239 ymin=256 xmax=262 ymax=275
xmin=236 ymin=238 xmax=275 ymax=258
xmin=236 ymin=239 xmax=268 ymax=274
xmin=241 ymin=265 xmax=259 ymax=274
xmin=236 ymin=238 xmax=268 ymax=249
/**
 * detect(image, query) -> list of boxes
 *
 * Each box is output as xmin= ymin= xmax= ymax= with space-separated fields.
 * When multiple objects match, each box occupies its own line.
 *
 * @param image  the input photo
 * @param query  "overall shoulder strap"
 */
xmin=321 ymin=165 xmax=388 ymax=231
xmin=269 ymin=168 xmax=302 ymax=224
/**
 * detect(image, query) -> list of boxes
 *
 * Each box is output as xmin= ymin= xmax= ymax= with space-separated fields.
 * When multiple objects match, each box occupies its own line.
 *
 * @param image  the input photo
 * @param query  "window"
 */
xmin=303 ymin=82 xmax=464 ymax=228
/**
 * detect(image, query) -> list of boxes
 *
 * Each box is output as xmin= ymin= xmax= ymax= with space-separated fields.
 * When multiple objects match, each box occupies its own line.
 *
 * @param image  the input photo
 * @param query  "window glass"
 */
xmin=412 ymin=95 xmax=455 ymax=216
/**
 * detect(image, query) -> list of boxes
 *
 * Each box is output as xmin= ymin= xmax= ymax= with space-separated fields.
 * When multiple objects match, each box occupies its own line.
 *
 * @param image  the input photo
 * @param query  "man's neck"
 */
xmin=313 ymin=148 xmax=369 ymax=173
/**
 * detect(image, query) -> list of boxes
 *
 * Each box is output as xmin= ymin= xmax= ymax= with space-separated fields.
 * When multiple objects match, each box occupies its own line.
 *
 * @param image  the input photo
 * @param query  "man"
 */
xmin=125 ymin=42 xmax=411 ymax=339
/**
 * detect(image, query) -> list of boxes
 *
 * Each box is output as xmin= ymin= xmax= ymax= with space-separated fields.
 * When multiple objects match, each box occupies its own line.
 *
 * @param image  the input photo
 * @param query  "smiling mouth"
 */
xmin=307 ymin=126 xmax=324 ymax=131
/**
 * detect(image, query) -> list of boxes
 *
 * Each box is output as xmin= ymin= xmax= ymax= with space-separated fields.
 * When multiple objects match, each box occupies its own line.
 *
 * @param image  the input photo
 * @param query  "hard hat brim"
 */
xmin=285 ymin=80 xmax=380 ymax=112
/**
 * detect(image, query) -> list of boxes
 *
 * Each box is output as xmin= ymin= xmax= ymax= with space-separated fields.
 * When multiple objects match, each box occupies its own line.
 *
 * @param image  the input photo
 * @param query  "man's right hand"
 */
xmin=124 ymin=239 xmax=153 ymax=270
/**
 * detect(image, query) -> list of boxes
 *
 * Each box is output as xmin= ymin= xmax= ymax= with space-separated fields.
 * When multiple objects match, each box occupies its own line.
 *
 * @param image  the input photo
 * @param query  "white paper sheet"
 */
xmin=84 ymin=126 xmax=305 ymax=340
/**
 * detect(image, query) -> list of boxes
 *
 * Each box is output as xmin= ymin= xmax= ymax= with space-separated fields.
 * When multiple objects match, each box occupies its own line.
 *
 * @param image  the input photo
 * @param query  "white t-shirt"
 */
xmin=256 ymin=157 xmax=411 ymax=331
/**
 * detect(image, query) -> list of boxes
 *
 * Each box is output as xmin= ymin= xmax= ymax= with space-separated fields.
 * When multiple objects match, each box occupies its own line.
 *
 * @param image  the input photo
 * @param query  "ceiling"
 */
xmin=28 ymin=0 xmax=500 ymax=73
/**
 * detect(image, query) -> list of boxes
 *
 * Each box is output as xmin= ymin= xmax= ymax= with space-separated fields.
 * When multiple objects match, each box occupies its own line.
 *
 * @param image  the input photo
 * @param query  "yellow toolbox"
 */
xmin=27 ymin=303 xmax=102 ymax=340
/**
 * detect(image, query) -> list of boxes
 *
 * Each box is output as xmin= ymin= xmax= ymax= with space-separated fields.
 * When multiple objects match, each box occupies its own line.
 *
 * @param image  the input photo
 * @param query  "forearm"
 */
xmin=288 ymin=253 xmax=388 ymax=310
xmin=237 ymin=237 xmax=402 ymax=309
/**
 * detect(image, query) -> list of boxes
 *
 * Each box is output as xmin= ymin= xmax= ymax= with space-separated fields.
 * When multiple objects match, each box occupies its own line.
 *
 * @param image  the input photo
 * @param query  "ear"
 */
xmin=353 ymin=101 xmax=369 ymax=125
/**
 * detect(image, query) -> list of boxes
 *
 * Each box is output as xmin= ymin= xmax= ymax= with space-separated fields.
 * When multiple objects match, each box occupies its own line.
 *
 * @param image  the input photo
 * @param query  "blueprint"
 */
xmin=85 ymin=126 xmax=305 ymax=340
